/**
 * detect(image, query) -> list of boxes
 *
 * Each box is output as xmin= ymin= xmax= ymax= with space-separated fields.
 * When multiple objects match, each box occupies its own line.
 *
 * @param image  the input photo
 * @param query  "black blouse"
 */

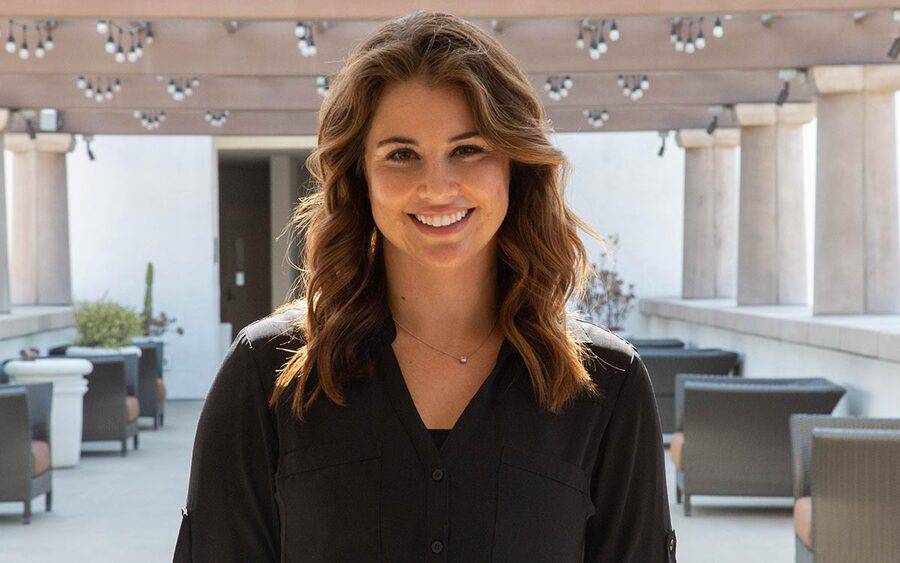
xmin=173 ymin=307 xmax=676 ymax=562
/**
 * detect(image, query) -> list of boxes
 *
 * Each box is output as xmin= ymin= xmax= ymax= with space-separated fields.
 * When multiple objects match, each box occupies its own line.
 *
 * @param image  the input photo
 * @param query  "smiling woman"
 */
xmin=175 ymin=9 xmax=675 ymax=563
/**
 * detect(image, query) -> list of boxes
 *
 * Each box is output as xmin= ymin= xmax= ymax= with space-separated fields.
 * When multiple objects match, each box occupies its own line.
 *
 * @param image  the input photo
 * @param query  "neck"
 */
xmin=383 ymin=240 xmax=499 ymax=349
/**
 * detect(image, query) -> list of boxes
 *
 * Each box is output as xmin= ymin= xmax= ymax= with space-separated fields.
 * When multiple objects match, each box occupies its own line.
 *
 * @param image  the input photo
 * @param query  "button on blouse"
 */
xmin=173 ymin=307 xmax=676 ymax=562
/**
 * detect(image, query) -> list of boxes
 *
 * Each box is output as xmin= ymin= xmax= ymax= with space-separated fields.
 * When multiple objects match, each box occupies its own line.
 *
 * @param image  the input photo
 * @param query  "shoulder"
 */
xmin=236 ymin=303 xmax=308 ymax=395
xmin=566 ymin=311 xmax=638 ymax=375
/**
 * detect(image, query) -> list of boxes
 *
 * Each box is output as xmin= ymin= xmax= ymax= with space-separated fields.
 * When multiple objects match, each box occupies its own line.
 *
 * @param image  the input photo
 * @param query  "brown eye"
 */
xmin=454 ymin=145 xmax=484 ymax=156
xmin=386 ymin=149 xmax=415 ymax=162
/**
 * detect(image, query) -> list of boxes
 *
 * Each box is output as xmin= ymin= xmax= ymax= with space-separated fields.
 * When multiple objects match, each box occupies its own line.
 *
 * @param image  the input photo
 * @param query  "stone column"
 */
xmin=733 ymin=103 xmax=815 ymax=306
xmin=676 ymin=128 xmax=740 ymax=298
xmin=0 ymin=109 xmax=12 ymax=313
xmin=6 ymin=133 xmax=76 ymax=306
xmin=809 ymin=65 xmax=900 ymax=314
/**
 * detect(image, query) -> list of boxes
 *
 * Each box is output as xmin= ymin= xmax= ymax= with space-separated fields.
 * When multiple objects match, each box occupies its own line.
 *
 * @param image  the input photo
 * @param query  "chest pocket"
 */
xmin=492 ymin=444 xmax=596 ymax=562
xmin=275 ymin=439 xmax=382 ymax=562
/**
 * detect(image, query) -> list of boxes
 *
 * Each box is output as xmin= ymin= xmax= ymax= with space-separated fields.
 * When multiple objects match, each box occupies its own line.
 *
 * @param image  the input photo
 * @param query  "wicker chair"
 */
xmin=0 ymin=382 xmax=53 ymax=524
xmin=790 ymin=414 xmax=900 ymax=562
xmin=670 ymin=375 xmax=845 ymax=516
xmin=133 ymin=341 xmax=166 ymax=429
xmin=640 ymin=348 xmax=742 ymax=433
xmin=71 ymin=355 xmax=140 ymax=455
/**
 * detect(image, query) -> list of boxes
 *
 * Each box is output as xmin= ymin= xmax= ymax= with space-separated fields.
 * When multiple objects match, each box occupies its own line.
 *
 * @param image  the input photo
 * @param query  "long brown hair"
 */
xmin=268 ymin=11 xmax=606 ymax=420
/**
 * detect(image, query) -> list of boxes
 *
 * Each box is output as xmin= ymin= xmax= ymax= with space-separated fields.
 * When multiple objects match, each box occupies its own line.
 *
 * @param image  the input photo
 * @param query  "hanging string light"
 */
xmin=544 ymin=75 xmax=573 ymax=101
xmin=617 ymin=74 xmax=649 ymax=101
xmin=295 ymin=21 xmax=317 ymax=56
xmin=76 ymin=75 xmax=122 ymax=102
xmin=205 ymin=111 xmax=230 ymax=127
xmin=669 ymin=16 xmax=724 ymax=53
xmin=166 ymin=77 xmax=200 ymax=101
xmin=583 ymin=109 xmax=611 ymax=128
xmin=575 ymin=17 xmax=621 ymax=60
xmin=97 ymin=20 xmax=153 ymax=63
xmin=3 ymin=20 xmax=57 ymax=59
xmin=316 ymin=75 xmax=331 ymax=96
xmin=134 ymin=110 xmax=166 ymax=130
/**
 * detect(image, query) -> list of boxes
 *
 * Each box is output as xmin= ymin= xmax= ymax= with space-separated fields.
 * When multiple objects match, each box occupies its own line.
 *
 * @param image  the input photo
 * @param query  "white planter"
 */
xmin=5 ymin=358 xmax=94 ymax=468
xmin=66 ymin=345 xmax=142 ymax=358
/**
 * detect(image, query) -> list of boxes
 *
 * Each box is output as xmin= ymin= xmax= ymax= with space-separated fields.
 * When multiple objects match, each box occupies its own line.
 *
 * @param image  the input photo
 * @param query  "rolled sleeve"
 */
xmin=173 ymin=329 xmax=280 ymax=562
xmin=584 ymin=353 xmax=676 ymax=562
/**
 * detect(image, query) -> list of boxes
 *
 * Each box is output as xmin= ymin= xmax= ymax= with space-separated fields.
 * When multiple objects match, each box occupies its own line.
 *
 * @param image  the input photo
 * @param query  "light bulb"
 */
xmin=295 ymin=22 xmax=306 ymax=38
xmin=675 ymin=38 xmax=685 ymax=51
xmin=127 ymin=49 xmax=137 ymax=62
xmin=45 ymin=35 xmax=53 ymax=50
xmin=85 ymin=87 xmax=94 ymax=97
xmin=205 ymin=112 xmax=212 ymax=122
xmin=174 ymin=89 xmax=184 ymax=101
xmin=713 ymin=17 xmax=724 ymax=38
xmin=562 ymin=75 xmax=572 ymax=89
xmin=598 ymin=38 xmax=608 ymax=53
xmin=19 ymin=46 xmax=29 ymax=59
xmin=105 ymin=34 xmax=116 ymax=53
xmin=115 ymin=47 xmax=125 ymax=63
xmin=686 ymin=40 xmax=695 ymax=53
xmin=145 ymin=30 xmax=154 ymax=44
xmin=185 ymin=86 xmax=193 ymax=96
xmin=135 ymin=43 xmax=143 ymax=56
xmin=35 ymin=44 xmax=45 ymax=58
xmin=114 ymin=79 xmax=121 ymax=92
xmin=670 ymin=24 xmax=678 ymax=43
xmin=5 ymin=37 xmax=16 ymax=53
xmin=641 ymin=77 xmax=649 ymax=89
xmin=589 ymin=47 xmax=599 ymax=60
xmin=105 ymin=87 xmax=113 ymax=99
xmin=97 ymin=20 xmax=108 ymax=34
xmin=696 ymin=35 xmax=706 ymax=49
xmin=617 ymin=75 xmax=625 ymax=87
xmin=631 ymin=89 xmax=641 ymax=101
xmin=159 ymin=112 xmax=166 ymax=121
xmin=576 ymin=30 xmax=584 ymax=49
xmin=167 ymin=80 xmax=176 ymax=94
xmin=308 ymin=44 xmax=317 ymax=55
xmin=623 ymin=86 xmax=632 ymax=96
xmin=609 ymin=20 xmax=620 ymax=41
xmin=600 ymin=110 xmax=610 ymax=121
xmin=191 ymin=77 xmax=200 ymax=88
xmin=76 ymin=76 xmax=86 ymax=89
xmin=95 ymin=92 xmax=104 ymax=102
xmin=544 ymin=80 xmax=551 ymax=91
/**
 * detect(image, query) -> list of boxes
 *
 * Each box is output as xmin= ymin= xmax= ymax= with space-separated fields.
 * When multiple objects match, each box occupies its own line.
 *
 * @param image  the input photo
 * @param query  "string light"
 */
xmin=134 ymin=110 xmax=166 ymax=130
xmin=295 ymin=21 xmax=317 ymax=56
xmin=583 ymin=109 xmax=611 ymax=128
xmin=3 ymin=20 xmax=57 ymax=59
xmin=670 ymin=16 xmax=724 ymax=53
xmin=316 ymin=75 xmax=331 ymax=96
xmin=205 ymin=110 xmax=230 ymax=127
xmin=99 ymin=20 xmax=153 ymax=63
xmin=576 ymin=17 xmax=621 ymax=60
xmin=166 ymin=77 xmax=200 ymax=101
xmin=76 ymin=75 xmax=123 ymax=102
xmin=544 ymin=75 xmax=573 ymax=101
xmin=618 ymin=74 xmax=649 ymax=101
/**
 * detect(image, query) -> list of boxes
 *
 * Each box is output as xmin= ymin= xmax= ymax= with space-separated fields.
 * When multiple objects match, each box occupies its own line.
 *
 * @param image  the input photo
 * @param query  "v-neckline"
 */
xmin=379 ymin=318 xmax=515 ymax=470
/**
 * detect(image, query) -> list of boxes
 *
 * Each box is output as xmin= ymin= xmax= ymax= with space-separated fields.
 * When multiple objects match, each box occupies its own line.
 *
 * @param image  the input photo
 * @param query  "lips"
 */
xmin=408 ymin=207 xmax=475 ymax=235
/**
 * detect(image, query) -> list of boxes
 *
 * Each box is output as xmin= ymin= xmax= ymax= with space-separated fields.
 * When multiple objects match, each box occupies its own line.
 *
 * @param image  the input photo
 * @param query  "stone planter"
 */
xmin=65 ymin=345 xmax=142 ymax=358
xmin=5 ymin=358 xmax=94 ymax=468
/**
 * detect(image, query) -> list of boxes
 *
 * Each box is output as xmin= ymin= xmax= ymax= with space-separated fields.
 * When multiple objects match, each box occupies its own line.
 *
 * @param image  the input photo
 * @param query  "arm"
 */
xmin=173 ymin=329 xmax=280 ymax=562
xmin=584 ymin=353 xmax=677 ymax=562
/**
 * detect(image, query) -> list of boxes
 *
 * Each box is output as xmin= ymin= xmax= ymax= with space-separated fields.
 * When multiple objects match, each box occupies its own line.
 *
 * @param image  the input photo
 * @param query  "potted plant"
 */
xmin=572 ymin=233 xmax=637 ymax=338
xmin=133 ymin=262 xmax=185 ymax=343
xmin=66 ymin=295 xmax=144 ymax=357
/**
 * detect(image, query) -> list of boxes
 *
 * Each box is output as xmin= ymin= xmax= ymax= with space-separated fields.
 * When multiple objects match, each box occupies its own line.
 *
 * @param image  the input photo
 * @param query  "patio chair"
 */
xmin=670 ymin=375 xmax=845 ymax=516
xmin=0 ymin=382 xmax=53 ymax=524
xmin=640 ymin=348 xmax=742 ymax=433
xmin=790 ymin=414 xmax=900 ymax=562
xmin=75 ymin=355 xmax=140 ymax=455
xmin=133 ymin=341 xmax=166 ymax=429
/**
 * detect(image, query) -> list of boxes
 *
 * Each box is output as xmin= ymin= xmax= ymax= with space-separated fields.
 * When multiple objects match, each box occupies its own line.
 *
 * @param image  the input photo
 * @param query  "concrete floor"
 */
xmin=0 ymin=400 xmax=796 ymax=562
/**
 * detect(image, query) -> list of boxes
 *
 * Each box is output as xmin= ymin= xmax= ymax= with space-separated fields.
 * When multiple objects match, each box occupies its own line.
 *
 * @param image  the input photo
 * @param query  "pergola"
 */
xmin=1 ymin=1 xmax=898 ymax=329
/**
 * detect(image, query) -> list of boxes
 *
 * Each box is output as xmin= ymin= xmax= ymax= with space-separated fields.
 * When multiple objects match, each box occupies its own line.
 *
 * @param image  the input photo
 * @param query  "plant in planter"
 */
xmin=137 ymin=262 xmax=185 ymax=340
xmin=573 ymin=233 xmax=637 ymax=333
xmin=68 ymin=295 xmax=144 ymax=357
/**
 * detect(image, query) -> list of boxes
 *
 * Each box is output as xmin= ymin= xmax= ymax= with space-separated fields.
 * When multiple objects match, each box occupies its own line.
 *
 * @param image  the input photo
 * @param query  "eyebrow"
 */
xmin=376 ymin=130 xmax=480 ymax=148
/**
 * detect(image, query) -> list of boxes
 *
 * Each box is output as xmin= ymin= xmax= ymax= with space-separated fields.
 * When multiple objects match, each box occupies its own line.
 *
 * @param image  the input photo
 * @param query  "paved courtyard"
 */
xmin=0 ymin=400 xmax=795 ymax=562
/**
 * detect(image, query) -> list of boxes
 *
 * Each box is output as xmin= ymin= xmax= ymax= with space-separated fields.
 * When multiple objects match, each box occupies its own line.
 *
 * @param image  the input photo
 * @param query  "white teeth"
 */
xmin=414 ymin=209 xmax=469 ymax=227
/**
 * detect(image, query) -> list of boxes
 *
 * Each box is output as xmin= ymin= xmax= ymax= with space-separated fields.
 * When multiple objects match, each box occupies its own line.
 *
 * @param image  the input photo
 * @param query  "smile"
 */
xmin=408 ymin=208 xmax=475 ymax=235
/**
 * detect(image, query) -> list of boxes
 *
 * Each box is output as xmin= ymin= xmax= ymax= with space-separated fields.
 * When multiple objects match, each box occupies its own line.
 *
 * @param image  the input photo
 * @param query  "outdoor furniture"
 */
xmin=640 ymin=348 xmax=742 ymax=433
xmin=133 ymin=340 xmax=166 ymax=429
xmin=69 ymin=355 xmax=140 ymax=455
xmin=628 ymin=338 xmax=686 ymax=349
xmin=2 ymin=357 xmax=92 ymax=468
xmin=0 ymin=382 xmax=53 ymax=524
xmin=670 ymin=375 xmax=845 ymax=516
xmin=790 ymin=414 xmax=900 ymax=562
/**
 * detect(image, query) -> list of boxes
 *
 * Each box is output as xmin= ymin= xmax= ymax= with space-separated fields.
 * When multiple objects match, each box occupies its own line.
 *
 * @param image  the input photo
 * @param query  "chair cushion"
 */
xmin=31 ymin=440 xmax=51 ymax=477
xmin=156 ymin=377 xmax=167 ymax=403
xmin=125 ymin=396 xmax=140 ymax=422
xmin=670 ymin=432 xmax=684 ymax=470
xmin=794 ymin=496 xmax=812 ymax=549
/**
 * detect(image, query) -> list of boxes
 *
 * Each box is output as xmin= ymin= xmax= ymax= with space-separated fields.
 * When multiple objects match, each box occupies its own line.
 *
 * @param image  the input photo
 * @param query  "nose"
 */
xmin=418 ymin=158 xmax=461 ymax=200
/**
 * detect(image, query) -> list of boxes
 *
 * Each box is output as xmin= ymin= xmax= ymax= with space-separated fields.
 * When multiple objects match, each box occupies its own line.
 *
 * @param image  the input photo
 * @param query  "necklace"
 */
xmin=392 ymin=315 xmax=498 ymax=365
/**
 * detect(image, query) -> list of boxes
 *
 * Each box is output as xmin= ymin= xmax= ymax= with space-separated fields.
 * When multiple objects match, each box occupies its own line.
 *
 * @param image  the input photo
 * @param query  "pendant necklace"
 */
xmin=392 ymin=315 xmax=498 ymax=365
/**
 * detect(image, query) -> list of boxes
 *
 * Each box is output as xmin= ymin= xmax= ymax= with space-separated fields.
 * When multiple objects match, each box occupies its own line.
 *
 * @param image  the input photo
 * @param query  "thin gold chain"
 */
xmin=392 ymin=315 xmax=498 ymax=365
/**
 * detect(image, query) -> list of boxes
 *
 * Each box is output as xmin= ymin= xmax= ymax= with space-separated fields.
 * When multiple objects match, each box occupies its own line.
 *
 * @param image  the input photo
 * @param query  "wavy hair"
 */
xmin=268 ymin=10 xmax=608 ymax=420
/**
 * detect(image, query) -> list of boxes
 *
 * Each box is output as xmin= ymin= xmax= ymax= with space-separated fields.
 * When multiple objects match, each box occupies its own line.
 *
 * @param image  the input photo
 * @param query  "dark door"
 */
xmin=218 ymin=161 xmax=272 ymax=341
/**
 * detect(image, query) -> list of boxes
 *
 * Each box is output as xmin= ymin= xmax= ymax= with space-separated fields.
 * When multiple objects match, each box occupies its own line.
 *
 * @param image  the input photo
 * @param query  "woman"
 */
xmin=174 ymin=10 xmax=675 ymax=563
